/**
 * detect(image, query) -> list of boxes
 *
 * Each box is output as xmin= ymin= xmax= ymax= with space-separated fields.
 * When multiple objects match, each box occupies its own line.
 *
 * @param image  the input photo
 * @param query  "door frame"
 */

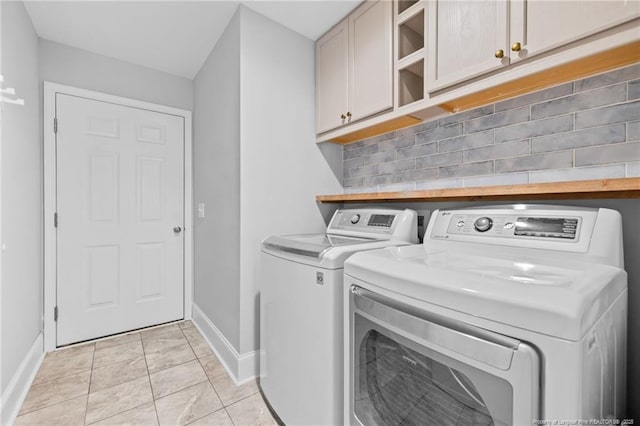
xmin=43 ymin=82 xmax=194 ymax=351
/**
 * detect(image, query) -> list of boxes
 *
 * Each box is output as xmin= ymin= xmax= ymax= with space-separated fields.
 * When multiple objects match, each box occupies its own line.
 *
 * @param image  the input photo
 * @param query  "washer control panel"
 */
xmin=446 ymin=213 xmax=581 ymax=240
xmin=328 ymin=208 xmax=419 ymax=242
xmin=333 ymin=211 xmax=397 ymax=232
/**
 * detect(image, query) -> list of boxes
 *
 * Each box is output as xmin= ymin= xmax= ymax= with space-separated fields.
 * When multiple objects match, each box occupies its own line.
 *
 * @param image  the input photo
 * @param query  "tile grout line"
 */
xmin=84 ymin=402 xmax=151 ymax=426
xmin=139 ymin=331 xmax=161 ymax=426
xmin=83 ymin=344 xmax=97 ymax=425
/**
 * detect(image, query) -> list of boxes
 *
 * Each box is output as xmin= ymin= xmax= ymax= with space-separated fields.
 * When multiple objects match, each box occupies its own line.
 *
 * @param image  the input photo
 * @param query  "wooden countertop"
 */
xmin=316 ymin=178 xmax=640 ymax=203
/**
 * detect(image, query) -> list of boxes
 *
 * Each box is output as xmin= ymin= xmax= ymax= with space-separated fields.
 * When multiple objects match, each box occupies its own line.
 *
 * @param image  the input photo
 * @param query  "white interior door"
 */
xmin=56 ymin=94 xmax=184 ymax=346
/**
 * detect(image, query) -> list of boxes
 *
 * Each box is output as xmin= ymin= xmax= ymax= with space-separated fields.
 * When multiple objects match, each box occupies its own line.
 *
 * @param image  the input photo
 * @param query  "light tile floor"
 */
xmin=15 ymin=321 xmax=277 ymax=426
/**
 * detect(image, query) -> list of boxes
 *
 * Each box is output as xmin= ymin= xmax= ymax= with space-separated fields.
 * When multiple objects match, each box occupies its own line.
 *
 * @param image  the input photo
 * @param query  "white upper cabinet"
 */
xmin=510 ymin=0 xmax=640 ymax=63
xmin=428 ymin=0 xmax=640 ymax=92
xmin=316 ymin=21 xmax=349 ymax=134
xmin=427 ymin=0 xmax=509 ymax=92
xmin=349 ymin=1 xmax=393 ymax=122
xmin=316 ymin=0 xmax=393 ymax=134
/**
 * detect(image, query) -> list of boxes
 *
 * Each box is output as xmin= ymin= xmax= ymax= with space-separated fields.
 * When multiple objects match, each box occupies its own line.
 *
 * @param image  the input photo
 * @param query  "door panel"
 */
xmin=427 ymin=0 xmax=509 ymax=92
xmin=510 ymin=0 xmax=640 ymax=62
xmin=316 ymin=21 xmax=349 ymax=133
xmin=56 ymin=94 xmax=184 ymax=346
xmin=349 ymin=0 xmax=393 ymax=121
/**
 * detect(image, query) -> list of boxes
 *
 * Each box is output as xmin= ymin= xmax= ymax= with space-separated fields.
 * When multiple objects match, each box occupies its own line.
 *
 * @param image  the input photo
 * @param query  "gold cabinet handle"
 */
xmin=511 ymin=42 xmax=522 ymax=52
xmin=340 ymin=113 xmax=346 ymax=120
xmin=495 ymin=49 xmax=504 ymax=59
xmin=346 ymin=112 xmax=352 ymax=118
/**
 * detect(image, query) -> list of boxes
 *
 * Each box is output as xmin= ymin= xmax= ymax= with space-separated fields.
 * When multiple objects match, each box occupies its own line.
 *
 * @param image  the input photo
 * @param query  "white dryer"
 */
xmin=260 ymin=208 xmax=419 ymax=425
xmin=344 ymin=205 xmax=627 ymax=425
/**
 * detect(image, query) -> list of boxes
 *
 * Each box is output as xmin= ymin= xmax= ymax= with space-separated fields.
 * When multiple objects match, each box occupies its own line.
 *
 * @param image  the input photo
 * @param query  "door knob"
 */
xmin=173 ymin=226 xmax=182 ymax=234
xmin=494 ymin=49 xmax=504 ymax=58
xmin=511 ymin=42 xmax=522 ymax=52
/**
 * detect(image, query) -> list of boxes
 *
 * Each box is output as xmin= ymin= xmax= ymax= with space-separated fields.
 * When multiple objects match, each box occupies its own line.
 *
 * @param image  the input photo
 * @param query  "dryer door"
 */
xmin=349 ymin=286 xmax=540 ymax=426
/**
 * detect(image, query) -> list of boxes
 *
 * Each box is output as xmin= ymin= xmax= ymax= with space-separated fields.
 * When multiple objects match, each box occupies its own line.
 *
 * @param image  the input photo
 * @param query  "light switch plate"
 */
xmin=197 ymin=203 xmax=205 ymax=218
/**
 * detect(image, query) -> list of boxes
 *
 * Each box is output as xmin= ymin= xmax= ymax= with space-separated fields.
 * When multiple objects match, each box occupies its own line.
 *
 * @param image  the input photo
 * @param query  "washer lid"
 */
xmin=263 ymin=233 xmax=378 ymax=259
xmin=344 ymin=245 xmax=627 ymax=341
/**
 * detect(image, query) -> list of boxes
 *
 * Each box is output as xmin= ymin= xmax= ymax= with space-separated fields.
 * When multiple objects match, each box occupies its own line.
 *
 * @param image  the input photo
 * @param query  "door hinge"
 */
xmin=53 ymin=117 xmax=57 ymax=133
xmin=54 ymin=212 xmax=58 ymax=228
xmin=54 ymin=306 xmax=58 ymax=322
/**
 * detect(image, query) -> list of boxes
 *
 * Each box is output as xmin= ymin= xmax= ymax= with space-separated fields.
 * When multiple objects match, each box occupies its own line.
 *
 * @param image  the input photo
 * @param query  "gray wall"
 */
xmin=1 ymin=0 xmax=42 ymax=394
xmin=238 ymin=6 xmax=342 ymax=353
xmin=39 ymin=39 xmax=193 ymax=111
xmin=192 ymin=6 xmax=342 ymax=358
xmin=343 ymin=64 xmax=640 ymax=192
xmin=193 ymin=11 xmax=242 ymax=351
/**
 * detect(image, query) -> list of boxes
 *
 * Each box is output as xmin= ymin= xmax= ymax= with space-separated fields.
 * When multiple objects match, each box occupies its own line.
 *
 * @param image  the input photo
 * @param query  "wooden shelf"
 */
xmin=316 ymin=178 xmax=640 ymax=203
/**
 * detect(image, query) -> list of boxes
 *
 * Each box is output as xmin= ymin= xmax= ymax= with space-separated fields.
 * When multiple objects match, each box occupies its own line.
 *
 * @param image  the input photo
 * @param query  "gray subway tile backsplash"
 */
xmin=495 ymin=83 xmax=573 ymax=113
xmin=439 ymin=105 xmax=494 ymax=127
xmin=530 ymin=83 xmax=626 ymax=120
xmin=379 ymin=134 xmax=415 ymax=152
xmin=415 ymin=123 xmax=462 ymax=144
xmin=574 ymin=63 xmax=640 ymax=93
xmin=575 ymin=100 xmax=640 ymax=129
xmin=529 ymin=164 xmax=626 ymax=184
xmin=464 ymin=106 xmax=530 ymax=134
xmin=629 ymin=121 xmax=640 ymax=141
xmin=438 ymin=130 xmax=494 ymax=153
xmin=362 ymin=150 xmax=396 ymax=166
xmin=439 ymin=161 xmax=494 ymax=179
xmin=345 ymin=163 xmax=378 ymax=178
xmin=343 ymin=143 xmax=377 ymax=160
xmin=531 ymin=124 xmax=626 ymax=153
xmin=462 ymin=172 xmax=529 ymax=187
xmin=416 ymin=151 xmax=463 ymax=169
xmin=494 ymin=114 xmax=574 ymax=143
xmin=393 ymin=167 xmax=439 ymax=183
xmin=397 ymin=142 xmax=437 ymax=159
xmin=341 ymin=64 xmax=640 ymax=191
xmin=574 ymin=142 xmax=640 ymax=167
xmin=495 ymin=151 xmax=573 ymax=174
xmin=378 ymin=159 xmax=416 ymax=174
xmin=463 ymin=139 xmax=530 ymax=163
xmin=628 ymin=79 xmax=640 ymax=101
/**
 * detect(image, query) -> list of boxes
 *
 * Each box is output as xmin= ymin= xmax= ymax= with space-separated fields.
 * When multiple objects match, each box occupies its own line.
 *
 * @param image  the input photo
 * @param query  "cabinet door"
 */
xmin=427 ymin=0 xmax=509 ymax=92
xmin=349 ymin=0 xmax=393 ymax=122
xmin=510 ymin=0 xmax=640 ymax=62
xmin=316 ymin=21 xmax=349 ymax=134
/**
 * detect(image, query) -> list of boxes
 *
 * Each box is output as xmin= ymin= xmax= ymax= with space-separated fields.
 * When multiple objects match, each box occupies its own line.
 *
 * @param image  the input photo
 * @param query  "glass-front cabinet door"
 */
xmin=349 ymin=286 xmax=540 ymax=426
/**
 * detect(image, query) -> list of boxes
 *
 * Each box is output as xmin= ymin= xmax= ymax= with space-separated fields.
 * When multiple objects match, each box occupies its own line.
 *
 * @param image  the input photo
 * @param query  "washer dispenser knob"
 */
xmin=474 ymin=217 xmax=493 ymax=232
xmin=350 ymin=214 xmax=361 ymax=224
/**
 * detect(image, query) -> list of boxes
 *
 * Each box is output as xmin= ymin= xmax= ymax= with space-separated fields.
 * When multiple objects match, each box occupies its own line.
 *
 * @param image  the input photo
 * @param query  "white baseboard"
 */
xmin=192 ymin=304 xmax=258 ymax=385
xmin=1 ymin=333 xmax=44 ymax=425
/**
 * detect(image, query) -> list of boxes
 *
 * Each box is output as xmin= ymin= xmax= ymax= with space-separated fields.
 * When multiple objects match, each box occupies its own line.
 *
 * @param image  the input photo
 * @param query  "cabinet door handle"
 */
xmin=346 ymin=112 xmax=352 ymax=118
xmin=494 ymin=49 xmax=504 ymax=58
xmin=511 ymin=42 xmax=522 ymax=52
xmin=340 ymin=113 xmax=346 ymax=120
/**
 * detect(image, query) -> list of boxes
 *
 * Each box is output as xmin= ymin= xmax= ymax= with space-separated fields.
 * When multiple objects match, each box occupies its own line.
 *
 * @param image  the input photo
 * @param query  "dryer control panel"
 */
xmin=425 ymin=205 xmax=624 ymax=271
xmin=425 ymin=205 xmax=612 ymax=257
xmin=446 ymin=213 xmax=581 ymax=240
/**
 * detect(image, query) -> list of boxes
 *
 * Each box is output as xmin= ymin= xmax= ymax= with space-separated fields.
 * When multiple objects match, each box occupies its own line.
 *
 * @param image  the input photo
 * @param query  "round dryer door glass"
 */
xmin=354 ymin=328 xmax=512 ymax=426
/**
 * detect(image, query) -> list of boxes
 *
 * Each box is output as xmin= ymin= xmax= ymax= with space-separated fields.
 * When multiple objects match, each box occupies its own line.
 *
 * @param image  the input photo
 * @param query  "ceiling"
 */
xmin=23 ymin=1 xmax=360 ymax=79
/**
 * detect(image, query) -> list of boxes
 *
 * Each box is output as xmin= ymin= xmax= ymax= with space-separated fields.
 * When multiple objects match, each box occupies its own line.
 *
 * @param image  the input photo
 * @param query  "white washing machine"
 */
xmin=260 ymin=208 xmax=419 ymax=426
xmin=344 ymin=205 xmax=627 ymax=425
